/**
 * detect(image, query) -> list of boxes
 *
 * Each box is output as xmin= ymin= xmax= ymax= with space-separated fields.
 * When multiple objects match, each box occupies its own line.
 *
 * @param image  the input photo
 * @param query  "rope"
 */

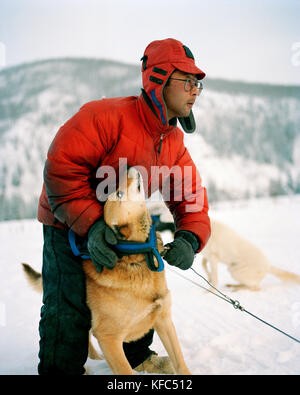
xmin=167 ymin=266 xmax=300 ymax=344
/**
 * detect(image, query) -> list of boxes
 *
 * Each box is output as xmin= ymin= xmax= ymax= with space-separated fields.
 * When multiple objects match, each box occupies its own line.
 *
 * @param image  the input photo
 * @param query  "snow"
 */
xmin=0 ymin=195 xmax=300 ymax=375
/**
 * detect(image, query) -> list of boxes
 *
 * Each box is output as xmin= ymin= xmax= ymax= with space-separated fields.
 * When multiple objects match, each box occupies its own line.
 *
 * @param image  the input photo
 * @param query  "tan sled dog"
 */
xmin=23 ymin=167 xmax=190 ymax=375
xmin=202 ymin=219 xmax=300 ymax=291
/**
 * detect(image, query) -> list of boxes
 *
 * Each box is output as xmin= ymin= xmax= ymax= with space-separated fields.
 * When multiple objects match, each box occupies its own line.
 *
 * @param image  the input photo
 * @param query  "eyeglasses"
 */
xmin=169 ymin=78 xmax=203 ymax=95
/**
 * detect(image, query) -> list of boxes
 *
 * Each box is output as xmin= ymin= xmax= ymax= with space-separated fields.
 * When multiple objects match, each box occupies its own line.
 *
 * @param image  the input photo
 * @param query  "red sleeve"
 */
xmin=162 ymin=133 xmax=211 ymax=252
xmin=44 ymin=102 xmax=115 ymax=236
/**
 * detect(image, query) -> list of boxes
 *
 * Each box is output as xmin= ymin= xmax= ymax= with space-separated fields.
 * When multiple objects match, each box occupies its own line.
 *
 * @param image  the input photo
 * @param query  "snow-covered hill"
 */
xmin=0 ymin=58 xmax=141 ymax=220
xmin=0 ymin=58 xmax=300 ymax=220
xmin=0 ymin=195 xmax=300 ymax=375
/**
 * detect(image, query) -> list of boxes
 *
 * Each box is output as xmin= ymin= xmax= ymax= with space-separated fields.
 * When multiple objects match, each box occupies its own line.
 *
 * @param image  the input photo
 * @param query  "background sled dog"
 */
xmin=23 ymin=167 xmax=190 ymax=375
xmin=202 ymin=219 xmax=300 ymax=291
xmin=147 ymin=202 xmax=300 ymax=291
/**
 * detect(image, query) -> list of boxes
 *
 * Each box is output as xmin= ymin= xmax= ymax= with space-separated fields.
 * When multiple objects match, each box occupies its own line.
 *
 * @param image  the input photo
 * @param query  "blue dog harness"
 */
xmin=68 ymin=215 xmax=164 ymax=272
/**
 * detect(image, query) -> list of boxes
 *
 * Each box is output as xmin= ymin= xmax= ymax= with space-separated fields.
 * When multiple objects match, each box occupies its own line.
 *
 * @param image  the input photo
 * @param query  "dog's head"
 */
xmin=104 ymin=167 xmax=152 ymax=242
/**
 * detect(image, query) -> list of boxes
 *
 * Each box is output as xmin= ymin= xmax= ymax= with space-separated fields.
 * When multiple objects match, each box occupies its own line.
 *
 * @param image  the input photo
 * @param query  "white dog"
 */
xmin=202 ymin=219 xmax=300 ymax=291
xmin=147 ymin=202 xmax=300 ymax=291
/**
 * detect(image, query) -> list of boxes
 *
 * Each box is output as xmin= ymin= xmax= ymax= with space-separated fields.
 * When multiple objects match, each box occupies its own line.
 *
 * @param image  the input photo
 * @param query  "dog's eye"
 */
xmin=116 ymin=190 xmax=124 ymax=199
xmin=137 ymin=173 xmax=141 ymax=192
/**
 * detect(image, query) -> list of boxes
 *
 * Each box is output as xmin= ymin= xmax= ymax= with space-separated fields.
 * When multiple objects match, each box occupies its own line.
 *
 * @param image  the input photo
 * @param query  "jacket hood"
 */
xmin=140 ymin=38 xmax=205 ymax=133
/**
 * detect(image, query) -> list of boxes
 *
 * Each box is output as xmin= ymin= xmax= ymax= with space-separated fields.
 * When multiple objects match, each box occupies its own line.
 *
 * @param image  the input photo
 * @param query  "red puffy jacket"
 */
xmin=38 ymin=39 xmax=211 ymax=251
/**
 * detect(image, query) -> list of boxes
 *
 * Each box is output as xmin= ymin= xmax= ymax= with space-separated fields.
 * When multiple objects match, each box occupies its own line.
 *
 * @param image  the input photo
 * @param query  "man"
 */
xmin=37 ymin=38 xmax=211 ymax=375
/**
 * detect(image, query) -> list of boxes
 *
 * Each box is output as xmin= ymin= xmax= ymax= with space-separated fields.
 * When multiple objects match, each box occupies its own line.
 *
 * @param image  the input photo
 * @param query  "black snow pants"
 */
xmin=38 ymin=225 xmax=154 ymax=375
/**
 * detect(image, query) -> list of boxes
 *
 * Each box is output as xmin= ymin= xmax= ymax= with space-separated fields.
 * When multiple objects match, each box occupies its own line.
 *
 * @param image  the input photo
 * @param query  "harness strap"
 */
xmin=68 ymin=230 xmax=90 ymax=260
xmin=113 ymin=225 xmax=164 ymax=272
xmin=68 ymin=216 xmax=164 ymax=272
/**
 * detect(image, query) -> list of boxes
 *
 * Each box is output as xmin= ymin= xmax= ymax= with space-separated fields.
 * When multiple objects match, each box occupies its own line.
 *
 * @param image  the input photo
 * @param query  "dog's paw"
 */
xmin=134 ymin=354 xmax=175 ymax=374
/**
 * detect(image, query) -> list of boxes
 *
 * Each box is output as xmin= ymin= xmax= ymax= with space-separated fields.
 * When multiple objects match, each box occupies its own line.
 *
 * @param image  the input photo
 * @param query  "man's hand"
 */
xmin=164 ymin=231 xmax=199 ymax=270
xmin=87 ymin=218 xmax=118 ymax=273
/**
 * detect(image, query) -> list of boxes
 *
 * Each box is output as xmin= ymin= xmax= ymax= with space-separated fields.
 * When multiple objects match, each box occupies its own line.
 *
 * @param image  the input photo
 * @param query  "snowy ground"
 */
xmin=0 ymin=195 xmax=300 ymax=375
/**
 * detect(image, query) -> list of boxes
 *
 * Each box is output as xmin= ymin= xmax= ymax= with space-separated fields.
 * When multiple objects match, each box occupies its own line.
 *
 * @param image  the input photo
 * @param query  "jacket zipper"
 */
xmin=158 ymin=134 xmax=165 ymax=154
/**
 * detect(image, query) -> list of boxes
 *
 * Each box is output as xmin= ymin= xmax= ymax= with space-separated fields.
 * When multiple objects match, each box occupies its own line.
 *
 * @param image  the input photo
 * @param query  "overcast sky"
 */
xmin=1 ymin=0 xmax=300 ymax=85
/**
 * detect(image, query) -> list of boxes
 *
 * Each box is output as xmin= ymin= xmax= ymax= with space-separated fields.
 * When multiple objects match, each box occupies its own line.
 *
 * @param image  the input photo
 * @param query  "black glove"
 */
xmin=87 ymin=218 xmax=118 ymax=273
xmin=164 ymin=231 xmax=199 ymax=271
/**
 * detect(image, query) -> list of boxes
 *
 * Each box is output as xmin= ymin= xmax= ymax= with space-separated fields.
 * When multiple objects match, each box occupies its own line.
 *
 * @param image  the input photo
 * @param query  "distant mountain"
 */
xmin=0 ymin=57 xmax=299 ymax=220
